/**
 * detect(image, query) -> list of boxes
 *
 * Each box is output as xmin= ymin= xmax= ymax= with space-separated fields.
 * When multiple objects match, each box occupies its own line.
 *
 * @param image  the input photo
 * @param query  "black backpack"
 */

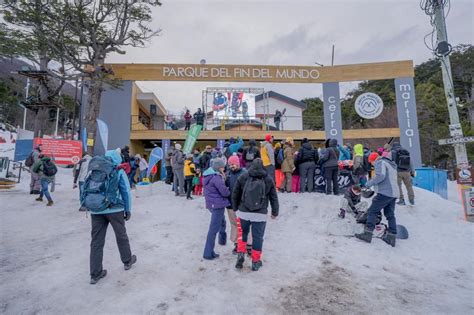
xmin=25 ymin=153 xmax=34 ymax=167
xmin=245 ymin=147 xmax=256 ymax=161
xmin=242 ymin=177 xmax=266 ymax=211
xmin=396 ymin=149 xmax=411 ymax=171
xmin=43 ymin=159 xmax=58 ymax=176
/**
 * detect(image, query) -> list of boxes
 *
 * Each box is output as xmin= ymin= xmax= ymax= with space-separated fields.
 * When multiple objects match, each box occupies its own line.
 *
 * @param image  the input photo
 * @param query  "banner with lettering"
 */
xmin=183 ymin=124 xmax=202 ymax=154
xmin=33 ymin=138 xmax=82 ymax=165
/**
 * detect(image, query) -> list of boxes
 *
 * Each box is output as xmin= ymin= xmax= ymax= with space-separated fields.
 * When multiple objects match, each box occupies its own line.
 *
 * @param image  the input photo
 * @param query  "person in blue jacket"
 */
xmin=86 ymin=150 xmax=136 ymax=284
xmin=228 ymin=137 xmax=244 ymax=155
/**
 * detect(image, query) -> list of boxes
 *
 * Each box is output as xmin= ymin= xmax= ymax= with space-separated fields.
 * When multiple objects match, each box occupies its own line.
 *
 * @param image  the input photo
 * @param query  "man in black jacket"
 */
xmin=297 ymin=138 xmax=318 ymax=192
xmin=319 ymin=138 xmax=340 ymax=195
xmin=232 ymin=159 xmax=279 ymax=271
xmin=199 ymin=145 xmax=213 ymax=170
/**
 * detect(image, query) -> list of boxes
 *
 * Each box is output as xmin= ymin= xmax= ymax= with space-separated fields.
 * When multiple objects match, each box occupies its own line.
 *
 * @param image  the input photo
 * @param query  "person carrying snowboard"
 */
xmin=81 ymin=150 xmax=136 ymax=284
xmin=355 ymin=152 xmax=399 ymax=247
xmin=202 ymin=158 xmax=230 ymax=260
xmin=232 ymin=158 xmax=279 ymax=271
xmin=338 ymin=184 xmax=368 ymax=219
xmin=32 ymin=154 xmax=57 ymax=206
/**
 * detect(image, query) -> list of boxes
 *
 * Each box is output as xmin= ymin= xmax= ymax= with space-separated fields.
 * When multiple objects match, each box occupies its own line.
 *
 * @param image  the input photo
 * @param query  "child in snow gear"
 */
xmin=391 ymin=142 xmax=415 ymax=205
xmin=355 ymin=152 xmax=399 ymax=246
xmin=225 ymin=155 xmax=250 ymax=255
xmin=82 ymin=150 xmax=136 ymax=284
xmin=232 ymin=159 xmax=279 ymax=271
xmin=184 ymin=154 xmax=196 ymax=200
xmin=193 ymin=168 xmax=203 ymax=196
xmin=203 ymin=158 xmax=230 ymax=260
xmin=32 ymin=155 xmax=56 ymax=206
xmin=339 ymin=185 xmax=368 ymax=219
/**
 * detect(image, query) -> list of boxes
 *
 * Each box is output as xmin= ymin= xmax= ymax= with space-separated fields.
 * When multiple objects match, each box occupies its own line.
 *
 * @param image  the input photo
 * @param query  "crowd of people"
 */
xmin=25 ymin=133 xmax=416 ymax=284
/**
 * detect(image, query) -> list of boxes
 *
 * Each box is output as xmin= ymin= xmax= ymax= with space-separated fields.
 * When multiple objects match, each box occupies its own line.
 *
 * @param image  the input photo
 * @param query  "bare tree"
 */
xmin=44 ymin=0 xmax=162 ymax=154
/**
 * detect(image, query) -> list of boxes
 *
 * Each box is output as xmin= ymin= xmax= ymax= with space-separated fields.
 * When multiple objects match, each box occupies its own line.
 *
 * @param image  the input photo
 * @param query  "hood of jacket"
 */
xmin=249 ymin=139 xmax=257 ymax=146
xmin=353 ymin=144 xmax=364 ymax=157
xmin=247 ymin=159 xmax=267 ymax=178
xmin=203 ymin=167 xmax=218 ymax=177
xmin=391 ymin=142 xmax=401 ymax=151
xmin=302 ymin=142 xmax=313 ymax=150
xmin=328 ymin=139 xmax=338 ymax=147
xmin=105 ymin=150 xmax=122 ymax=166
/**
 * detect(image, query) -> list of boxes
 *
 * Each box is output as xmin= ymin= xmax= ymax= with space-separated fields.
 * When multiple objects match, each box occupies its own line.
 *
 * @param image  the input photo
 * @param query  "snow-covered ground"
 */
xmin=1 ymin=169 xmax=473 ymax=315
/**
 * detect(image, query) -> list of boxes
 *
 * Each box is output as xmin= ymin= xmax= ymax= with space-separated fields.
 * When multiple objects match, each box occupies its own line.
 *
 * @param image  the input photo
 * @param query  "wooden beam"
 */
xmin=106 ymin=60 xmax=414 ymax=83
xmin=130 ymin=128 xmax=400 ymax=140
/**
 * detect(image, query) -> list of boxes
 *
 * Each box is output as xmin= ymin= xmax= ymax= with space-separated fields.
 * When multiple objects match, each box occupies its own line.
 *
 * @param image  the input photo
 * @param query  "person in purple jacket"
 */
xmin=202 ymin=158 xmax=230 ymax=260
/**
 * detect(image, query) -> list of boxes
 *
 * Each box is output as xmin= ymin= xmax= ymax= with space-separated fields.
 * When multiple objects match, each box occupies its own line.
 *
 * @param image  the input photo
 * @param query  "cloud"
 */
xmin=107 ymin=0 xmax=473 ymax=113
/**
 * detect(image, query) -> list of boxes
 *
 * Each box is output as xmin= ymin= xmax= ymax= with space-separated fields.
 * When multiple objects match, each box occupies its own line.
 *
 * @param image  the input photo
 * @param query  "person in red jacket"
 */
xmin=184 ymin=110 xmax=192 ymax=130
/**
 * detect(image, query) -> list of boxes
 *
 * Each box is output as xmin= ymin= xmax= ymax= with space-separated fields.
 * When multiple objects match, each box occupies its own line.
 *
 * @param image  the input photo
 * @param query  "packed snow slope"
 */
xmin=1 ymin=169 xmax=473 ymax=315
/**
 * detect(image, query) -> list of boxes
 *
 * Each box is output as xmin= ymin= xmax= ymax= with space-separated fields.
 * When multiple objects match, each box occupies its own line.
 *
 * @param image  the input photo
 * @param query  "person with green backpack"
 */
xmin=32 ymin=154 xmax=57 ymax=206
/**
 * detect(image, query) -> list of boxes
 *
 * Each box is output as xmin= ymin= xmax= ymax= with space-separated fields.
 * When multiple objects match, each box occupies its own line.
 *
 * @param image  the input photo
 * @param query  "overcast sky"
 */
xmin=107 ymin=0 xmax=474 ymax=114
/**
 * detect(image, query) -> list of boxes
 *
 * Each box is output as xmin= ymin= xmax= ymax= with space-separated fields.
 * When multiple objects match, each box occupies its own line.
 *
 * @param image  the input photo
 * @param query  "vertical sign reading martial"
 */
xmin=395 ymin=77 xmax=422 ymax=168
xmin=322 ymin=82 xmax=343 ymax=145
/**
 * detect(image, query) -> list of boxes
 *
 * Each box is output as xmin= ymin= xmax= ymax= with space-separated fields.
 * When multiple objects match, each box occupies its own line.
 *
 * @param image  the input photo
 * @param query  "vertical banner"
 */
xmin=161 ymin=139 xmax=170 ymax=180
xmin=82 ymin=128 xmax=87 ymax=151
xmin=395 ymin=77 xmax=422 ymax=168
xmin=96 ymin=119 xmax=109 ymax=153
xmin=322 ymin=82 xmax=343 ymax=145
xmin=183 ymin=124 xmax=202 ymax=154
xmin=216 ymin=139 xmax=225 ymax=150
xmin=147 ymin=147 xmax=164 ymax=178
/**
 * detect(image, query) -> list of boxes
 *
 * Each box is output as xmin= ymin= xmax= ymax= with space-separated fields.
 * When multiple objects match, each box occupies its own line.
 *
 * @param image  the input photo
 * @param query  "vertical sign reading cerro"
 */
xmin=395 ymin=77 xmax=422 ymax=168
xmin=33 ymin=138 xmax=82 ymax=165
xmin=323 ymin=82 xmax=343 ymax=145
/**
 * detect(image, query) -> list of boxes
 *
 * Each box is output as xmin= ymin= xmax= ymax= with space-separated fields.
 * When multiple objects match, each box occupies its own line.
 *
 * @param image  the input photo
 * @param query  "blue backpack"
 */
xmin=276 ymin=149 xmax=284 ymax=165
xmin=81 ymin=156 xmax=123 ymax=212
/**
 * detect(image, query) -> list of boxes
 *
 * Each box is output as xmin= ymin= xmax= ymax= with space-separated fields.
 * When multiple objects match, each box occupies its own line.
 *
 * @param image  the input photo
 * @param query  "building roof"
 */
xmin=255 ymin=91 xmax=307 ymax=110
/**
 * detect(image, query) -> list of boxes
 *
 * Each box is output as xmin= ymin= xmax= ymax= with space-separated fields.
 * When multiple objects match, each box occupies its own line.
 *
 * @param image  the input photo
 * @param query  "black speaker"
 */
xmin=150 ymin=104 xmax=157 ymax=116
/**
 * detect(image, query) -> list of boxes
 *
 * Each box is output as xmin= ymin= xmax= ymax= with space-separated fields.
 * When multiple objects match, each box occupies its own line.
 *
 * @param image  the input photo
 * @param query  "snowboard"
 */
xmin=327 ymin=218 xmax=409 ymax=240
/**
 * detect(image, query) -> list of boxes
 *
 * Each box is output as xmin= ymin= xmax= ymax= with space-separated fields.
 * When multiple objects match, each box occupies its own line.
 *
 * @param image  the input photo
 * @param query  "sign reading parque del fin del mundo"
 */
xmin=106 ymin=60 xmax=415 ymax=83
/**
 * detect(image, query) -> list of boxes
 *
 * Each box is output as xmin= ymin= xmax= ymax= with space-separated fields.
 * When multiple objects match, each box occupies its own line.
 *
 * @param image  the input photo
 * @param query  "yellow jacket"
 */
xmin=184 ymin=160 xmax=195 ymax=177
xmin=260 ymin=141 xmax=275 ymax=167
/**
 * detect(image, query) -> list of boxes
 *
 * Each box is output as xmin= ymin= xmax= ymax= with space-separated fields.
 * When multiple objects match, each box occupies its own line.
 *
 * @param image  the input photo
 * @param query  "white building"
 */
xmin=255 ymin=91 xmax=306 ymax=131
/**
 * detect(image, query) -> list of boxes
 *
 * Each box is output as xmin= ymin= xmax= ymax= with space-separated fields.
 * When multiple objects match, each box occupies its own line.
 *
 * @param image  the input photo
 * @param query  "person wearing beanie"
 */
xmin=352 ymin=144 xmax=369 ymax=187
xmin=355 ymin=150 xmax=399 ymax=247
xmin=202 ymin=158 xmax=230 ymax=259
xmin=184 ymin=154 xmax=196 ymax=200
xmin=231 ymin=159 xmax=279 ymax=271
xmin=260 ymin=134 xmax=275 ymax=182
xmin=319 ymin=138 xmax=340 ymax=195
xmin=172 ymin=143 xmax=186 ymax=196
xmin=225 ymin=154 xmax=250 ymax=254
xmin=243 ymin=139 xmax=260 ymax=167
xmin=338 ymin=184 xmax=368 ymax=219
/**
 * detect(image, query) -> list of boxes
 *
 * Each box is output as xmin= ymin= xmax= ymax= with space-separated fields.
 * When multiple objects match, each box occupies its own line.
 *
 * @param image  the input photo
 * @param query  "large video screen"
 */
xmin=211 ymin=92 xmax=256 ymax=120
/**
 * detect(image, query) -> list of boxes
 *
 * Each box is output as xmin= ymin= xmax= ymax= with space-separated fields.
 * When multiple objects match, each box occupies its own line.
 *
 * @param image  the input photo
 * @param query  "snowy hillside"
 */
xmin=1 ymin=169 xmax=473 ymax=314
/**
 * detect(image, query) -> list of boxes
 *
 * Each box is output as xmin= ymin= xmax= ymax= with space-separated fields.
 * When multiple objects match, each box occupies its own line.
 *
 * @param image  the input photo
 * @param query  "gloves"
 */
xmin=124 ymin=211 xmax=131 ymax=221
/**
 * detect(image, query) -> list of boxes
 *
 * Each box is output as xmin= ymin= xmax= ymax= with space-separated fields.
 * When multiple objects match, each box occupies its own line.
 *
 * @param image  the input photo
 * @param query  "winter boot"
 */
xmin=338 ymin=208 xmax=346 ymax=219
xmin=46 ymin=200 xmax=54 ymax=207
xmin=78 ymin=206 xmax=87 ymax=212
xmin=36 ymin=197 xmax=43 ymax=202
xmin=252 ymin=260 xmax=263 ymax=271
xmin=232 ymin=243 xmax=238 ymax=255
xmin=355 ymin=228 xmax=373 ymax=243
xmin=382 ymin=231 xmax=396 ymax=247
xmin=124 ymin=255 xmax=137 ymax=270
xmin=409 ymin=199 xmax=415 ymax=206
xmin=235 ymin=253 xmax=245 ymax=269
xmin=90 ymin=269 xmax=107 ymax=285
xmin=396 ymin=199 xmax=406 ymax=205
xmin=251 ymin=250 xmax=263 ymax=271
xmin=186 ymin=196 xmax=193 ymax=200
xmin=218 ymin=233 xmax=227 ymax=246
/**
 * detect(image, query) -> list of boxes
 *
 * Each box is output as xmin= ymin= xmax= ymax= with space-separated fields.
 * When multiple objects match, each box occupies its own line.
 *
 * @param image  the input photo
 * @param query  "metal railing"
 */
xmin=130 ymin=114 xmax=324 ymax=131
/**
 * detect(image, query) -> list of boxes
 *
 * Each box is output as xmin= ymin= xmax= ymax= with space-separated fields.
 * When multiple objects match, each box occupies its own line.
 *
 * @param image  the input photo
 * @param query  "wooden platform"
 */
xmin=130 ymin=128 xmax=400 ymax=141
